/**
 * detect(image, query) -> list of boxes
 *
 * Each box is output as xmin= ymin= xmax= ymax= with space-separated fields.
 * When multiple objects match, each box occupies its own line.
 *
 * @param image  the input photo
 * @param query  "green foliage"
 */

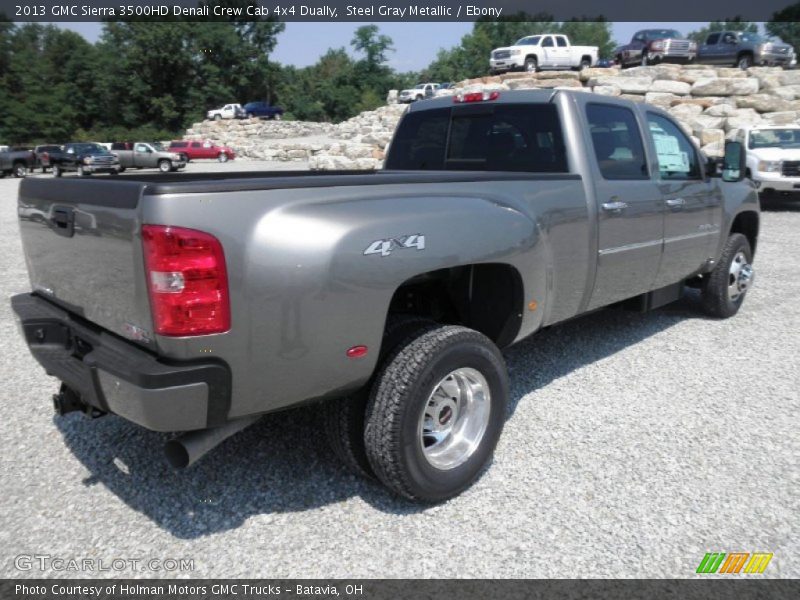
xmin=766 ymin=5 xmax=800 ymax=50
xmin=688 ymin=20 xmax=759 ymax=44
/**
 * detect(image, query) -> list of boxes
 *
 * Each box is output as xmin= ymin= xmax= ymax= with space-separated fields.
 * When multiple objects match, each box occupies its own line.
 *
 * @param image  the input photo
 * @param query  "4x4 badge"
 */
xmin=364 ymin=234 xmax=426 ymax=257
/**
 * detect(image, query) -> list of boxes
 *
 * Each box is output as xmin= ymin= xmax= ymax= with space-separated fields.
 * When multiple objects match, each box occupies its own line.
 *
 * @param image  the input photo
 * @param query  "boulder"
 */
xmin=644 ymin=92 xmax=679 ymax=107
xmin=761 ymin=111 xmax=799 ymax=125
xmin=618 ymin=65 xmax=682 ymax=80
xmin=619 ymin=94 xmax=646 ymax=103
xmin=649 ymin=79 xmax=691 ymax=95
xmin=671 ymin=97 xmax=722 ymax=109
xmin=689 ymin=115 xmax=726 ymax=136
xmin=716 ymin=68 xmax=748 ymax=78
xmin=592 ymin=85 xmax=621 ymax=96
xmin=669 ymin=103 xmax=704 ymax=119
xmin=735 ymin=93 xmax=793 ymax=112
xmin=678 ymin=69 xmax=717 ymax=84
xmin=701 ymin=141 xmax=725 ymax=157
xmin=536 ymin=70 xmax=581 ymax=80
xmin=590 ymin=75 xmax=653 ymax=94
xmin=700 ymin=128 xmax=725 ymax=146
xmin=691 ymin=77 xmax=759 ymax=96
xmin=579 ymin=67 xmax=619 ymax=82
xmin=704 ymin=104 xmax=739 ymax=117
xmin=779 ymin=70 xmax=800 ymax=86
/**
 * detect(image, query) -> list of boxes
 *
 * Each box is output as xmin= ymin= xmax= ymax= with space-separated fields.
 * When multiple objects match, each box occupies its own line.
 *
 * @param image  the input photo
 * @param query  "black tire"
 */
xmin=641 ymin=51 xmax=649 ymax=66
xmin=364 ymin=325 xmax=509 ymax=502
xmin=322 ymin=315 xmax=434 ymax=479
xmin=13 ymin=163 xmax=26 ymax=178
xmin=737 ymin=54 xmax=753 ymax=70
xmin=52 ymin=165 xmax=62 ymax=178
xmin=214 ymin=114 xmax=222 ymax=121
xmin=118 ymin=166 xmax=126 ymax=173
xmin=158 ymin=159 xmax=171 ymax=173
xmin=524 ymin=56 xmax=538 ymax=72
xmin=579 ymin=57 xmax=591 ymax=70
xmin=701 ymin=233 xmax=754 ymax=319
xmin=218 ymin=152 xmax=228 ymax=163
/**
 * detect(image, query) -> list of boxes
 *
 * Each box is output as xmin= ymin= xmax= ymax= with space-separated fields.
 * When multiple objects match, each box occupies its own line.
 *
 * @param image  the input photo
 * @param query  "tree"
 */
xmin=766 ymin=5 xmax=800 ymax=50
xmin=351 ymin=25 xmax=394 ymax=69
xmin=688 ymin=19 xmax=758 ymax=44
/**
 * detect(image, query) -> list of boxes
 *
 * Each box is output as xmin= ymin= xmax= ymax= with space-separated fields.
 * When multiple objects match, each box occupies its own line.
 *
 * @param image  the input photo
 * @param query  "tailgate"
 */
xmin=17 ymin=177 xmax=153 ymax=346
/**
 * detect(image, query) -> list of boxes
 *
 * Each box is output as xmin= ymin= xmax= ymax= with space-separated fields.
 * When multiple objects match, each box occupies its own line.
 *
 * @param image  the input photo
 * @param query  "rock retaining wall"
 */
xmin=183 ymin=65 xmax=800 ymax=169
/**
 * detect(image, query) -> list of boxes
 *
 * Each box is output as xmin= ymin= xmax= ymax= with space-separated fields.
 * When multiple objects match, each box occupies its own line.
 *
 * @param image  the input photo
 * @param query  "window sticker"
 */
xmin=653 ymin=132 xmax=690 ymax=173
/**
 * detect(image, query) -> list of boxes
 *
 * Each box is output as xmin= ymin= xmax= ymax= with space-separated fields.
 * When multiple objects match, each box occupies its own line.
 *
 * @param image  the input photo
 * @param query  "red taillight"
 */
xmin=141 ymin=225 xmax=230 ymax=336
xmin=453 ymin=91 xmax=500 ymax=103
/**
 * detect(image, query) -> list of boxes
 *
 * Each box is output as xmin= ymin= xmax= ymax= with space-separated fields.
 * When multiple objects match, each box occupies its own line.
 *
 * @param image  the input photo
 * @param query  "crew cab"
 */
xmin=616 ymin=29 xmax=697 ymax=68
xmin=734 ymin=125 xmax=800 ymax=198
xmin=490 ymin=34 xmax=598 ymax=73
xmin=242 ymin=101 xmax=284 ymax=120
xmin=207 ymin=103 xmax=245 ymax=120
xmin=697 ymin=31 xmax=796 ymax=69
xmin=11 ymin=90 xmax=759 ymax=502
xmin=111 ymin=142 xmax=187 ymax=173
xmin=49 ymin=142 xmax=121 ymax=177
xmin=0 ymin=147 xmax=34 ymax=178
xmin=398 ymin=83 xmax=440 ymax=103
xmin=168 ymin=140 xmax=235 ymax=162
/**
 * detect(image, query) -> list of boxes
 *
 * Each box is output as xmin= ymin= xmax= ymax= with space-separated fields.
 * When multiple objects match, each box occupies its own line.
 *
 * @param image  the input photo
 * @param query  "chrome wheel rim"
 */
xmin=418 ymin=368 xmax=491 ymax=470
xmin=728 ymin=251 xmax=753 ymax=302
xmin=526 ymin=61 xmax=535 ymax=72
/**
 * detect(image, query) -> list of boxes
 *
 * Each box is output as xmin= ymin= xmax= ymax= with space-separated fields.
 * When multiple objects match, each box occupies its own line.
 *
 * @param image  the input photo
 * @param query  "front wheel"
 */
xmin=701 ymin=233 xmax=754 ymax=318
xmin=214 ymin=114 xmax=222 ymax=121
xmin=364 ymin=325 xmax=509 ymax=502
xmin=524 ymin=56 xmax=538 ymax=72
xmin=77 ymin=165 xmax=90 ymax=177
xmin=737 ymin=54 xmax=753 ymax=70
xmin=13 ymin=163 xmax=26 ymax=178
xmin=218 ymin=152 xmax=228 ymax=163
xmin=52 ymin=165 xmax=62 ymax=178
xmin=158 ymin=159 xmax=172 ymax=173
xmin=641 ymin=51 xmax=649 ymax=66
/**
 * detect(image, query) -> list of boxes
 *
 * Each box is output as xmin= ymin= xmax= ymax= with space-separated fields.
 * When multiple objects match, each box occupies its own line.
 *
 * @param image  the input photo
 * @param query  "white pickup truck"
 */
xmin=736 ymin=125 xmax=800 ymax=199
xmin=206 ymin=103 xmax=244 ymax=121
xmin=490 ymin=34 xmax=598 ymax=73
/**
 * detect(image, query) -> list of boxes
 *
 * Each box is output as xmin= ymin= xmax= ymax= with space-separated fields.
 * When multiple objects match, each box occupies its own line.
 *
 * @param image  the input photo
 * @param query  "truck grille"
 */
xmin=665 ymin=40 xmax=691 ymax=54
xmin=781 ymin=161 xmax=800 ymax=177
xmin=493 ymin=50 xmax=511 ymax=60
xmin=91 ymin=156 xmax=117 ymax=166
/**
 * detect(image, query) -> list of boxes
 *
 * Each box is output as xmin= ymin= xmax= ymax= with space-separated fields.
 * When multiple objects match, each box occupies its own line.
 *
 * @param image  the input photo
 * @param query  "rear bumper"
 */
xmin=11 ymin=293 xmax=231 ymax=432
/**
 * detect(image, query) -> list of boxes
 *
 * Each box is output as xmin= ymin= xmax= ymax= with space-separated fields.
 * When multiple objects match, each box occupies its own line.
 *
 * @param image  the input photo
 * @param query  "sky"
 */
xmin=55 ymin=22 xmax=731 ymax=71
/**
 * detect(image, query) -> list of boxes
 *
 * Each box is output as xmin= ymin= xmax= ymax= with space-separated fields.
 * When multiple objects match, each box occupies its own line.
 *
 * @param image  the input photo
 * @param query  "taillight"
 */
xmin=141 ymin=225 xmax=230 ymax=336
xmin=453 ymin=91 xmax=500 ymax=103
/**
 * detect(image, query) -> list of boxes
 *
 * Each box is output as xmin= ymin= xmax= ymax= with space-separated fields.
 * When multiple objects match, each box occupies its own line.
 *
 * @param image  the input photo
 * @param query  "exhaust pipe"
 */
xmin=164 ymin=416 xmax=260 ymax=469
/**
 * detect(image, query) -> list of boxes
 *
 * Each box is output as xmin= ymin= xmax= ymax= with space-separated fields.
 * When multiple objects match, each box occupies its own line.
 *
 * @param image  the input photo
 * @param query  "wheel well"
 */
xmin=731 ymin=211 xmax=759 ymax=255
xmin=738 ymin=50 xmax=754 ymax=59
xmin=525 ymin=54 xmax=537 ymax=62
xmin=387 ymin=264 xmax=523 ymax=348
xmin=581 ymin=55 xmax=592 ymax=63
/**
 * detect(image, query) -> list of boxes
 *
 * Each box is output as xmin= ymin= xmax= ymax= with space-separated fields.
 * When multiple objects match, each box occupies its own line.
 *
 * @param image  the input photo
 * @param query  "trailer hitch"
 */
xmin=52 ymin=384 xmax=106 ymax=419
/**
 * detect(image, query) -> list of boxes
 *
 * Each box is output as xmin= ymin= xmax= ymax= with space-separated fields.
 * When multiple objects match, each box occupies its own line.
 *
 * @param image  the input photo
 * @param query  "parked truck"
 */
xmin=50 ymin=143 xmax=121 ymax=177
xmin=490 ymin=34 xmax=598 ymax=73
xmin=0 ymin=147 xmax=34 ymax=177
xmin=734 ymin=124 xmax=800 ymax=198
xmin=616 ymin=29 xmax=697 ymax=68
xmin=111 ymin=142 xmax=187 ymax=173
xmin=697 ymin=31 xmax=795 ymax=69
xmin=12 ymin=90 xmax=759 ymax=502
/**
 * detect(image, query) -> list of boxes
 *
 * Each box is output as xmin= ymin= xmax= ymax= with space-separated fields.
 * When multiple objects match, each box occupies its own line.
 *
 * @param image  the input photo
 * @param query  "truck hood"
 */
xmin=749 ymin=147 xmax=800 ymax=160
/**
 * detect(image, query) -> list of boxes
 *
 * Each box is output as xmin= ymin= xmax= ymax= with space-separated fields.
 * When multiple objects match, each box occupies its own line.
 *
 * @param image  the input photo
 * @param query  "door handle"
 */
xmin=666 ymin=198 xmax=686 ymax=208
xmin=601 ymin=201 xmax=628 ymax=213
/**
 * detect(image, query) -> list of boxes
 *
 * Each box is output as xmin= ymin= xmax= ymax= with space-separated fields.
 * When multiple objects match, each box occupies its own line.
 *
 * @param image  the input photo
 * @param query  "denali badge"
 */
xmin=364 ymin=234 xmax=425 ymax=257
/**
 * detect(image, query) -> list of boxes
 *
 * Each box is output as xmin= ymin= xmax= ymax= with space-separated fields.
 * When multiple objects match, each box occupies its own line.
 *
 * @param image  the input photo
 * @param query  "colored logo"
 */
xmin=696 ymin=552 xmax=773 ymax=574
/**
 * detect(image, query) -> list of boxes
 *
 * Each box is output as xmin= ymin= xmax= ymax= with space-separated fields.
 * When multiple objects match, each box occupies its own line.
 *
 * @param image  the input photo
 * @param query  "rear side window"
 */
xmin=385 ymin=104 xmax=568 ymax=173
xmin=706 ymin=33 xmax=720 ymax=45
xmin=170 ymin=142 xmax=187 ymax=148
xmin=556 ymin=36 xmax=567 ymax=48
xmin=586 ymin=103 xmax=649 ymax=180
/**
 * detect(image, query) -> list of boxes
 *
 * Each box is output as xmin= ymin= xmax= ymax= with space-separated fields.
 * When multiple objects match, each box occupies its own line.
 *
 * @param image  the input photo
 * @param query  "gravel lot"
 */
xmin=0 ymin=164 xmax=797 ymax=579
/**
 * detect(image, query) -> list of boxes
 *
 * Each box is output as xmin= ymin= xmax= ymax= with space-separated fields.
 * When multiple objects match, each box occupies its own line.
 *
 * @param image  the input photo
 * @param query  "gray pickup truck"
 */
xmin=12 ymin=90 xmax=759 ymax=502
xmin=697 ymin=30 xmax=796 ymax=69
xmin=111 ymin=142 xmax=187 ymax=173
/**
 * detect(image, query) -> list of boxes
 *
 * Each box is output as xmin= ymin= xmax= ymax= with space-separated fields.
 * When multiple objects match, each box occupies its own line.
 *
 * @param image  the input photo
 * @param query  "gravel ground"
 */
xmin=0 ymin=165 xmax=797 ymax=579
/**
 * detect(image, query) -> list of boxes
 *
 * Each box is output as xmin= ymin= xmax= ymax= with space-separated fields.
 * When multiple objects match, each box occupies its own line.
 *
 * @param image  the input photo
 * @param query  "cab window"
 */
xmin=586 ymin=103 xmax=649 ymax=180
xmin=556 ymin=36 xmax=567 ymax=48
xmin=542 ymin=36 xmax=554 ymax=48
xmin=646 ymin=113 xmax=701 ymax=180
xmin=706 ymin=33 xmax=720 ymax=45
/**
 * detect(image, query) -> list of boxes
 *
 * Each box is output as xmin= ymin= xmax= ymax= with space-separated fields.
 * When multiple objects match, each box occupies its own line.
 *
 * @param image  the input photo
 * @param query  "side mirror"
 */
xmin=722 ymin=141 xmax=746 ymax=182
